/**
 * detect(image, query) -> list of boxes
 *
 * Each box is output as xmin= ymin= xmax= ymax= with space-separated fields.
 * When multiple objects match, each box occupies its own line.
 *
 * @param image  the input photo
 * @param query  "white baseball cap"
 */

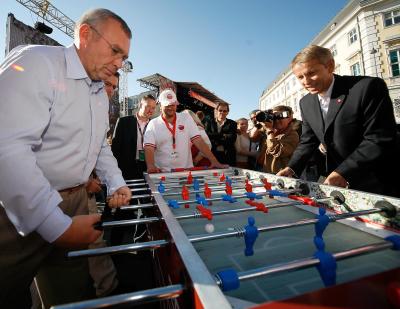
xmin=158 ymin=89 xmax=179 ymax=106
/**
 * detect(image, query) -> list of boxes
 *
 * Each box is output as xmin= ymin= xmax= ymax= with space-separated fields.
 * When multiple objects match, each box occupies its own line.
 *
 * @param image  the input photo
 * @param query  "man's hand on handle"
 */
xmin=277 ymin=167 xmax=295 ymax=177
xmin=324 ymin=171 xmax=348 ymax=188
xmin=108 ymin=186 xmax=132 ymax=208
xmin=54 ymin=214 xmax=102 ymax=249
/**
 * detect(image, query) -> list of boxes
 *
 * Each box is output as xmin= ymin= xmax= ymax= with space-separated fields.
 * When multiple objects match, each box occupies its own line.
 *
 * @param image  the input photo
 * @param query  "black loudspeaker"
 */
xmin=34 ymin=22 xmax=53 ymax=34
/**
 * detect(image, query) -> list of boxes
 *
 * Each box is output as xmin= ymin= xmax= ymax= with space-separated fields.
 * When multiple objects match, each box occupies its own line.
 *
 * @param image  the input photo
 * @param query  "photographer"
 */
xmin=255 ymin=106 xmax=300 ymax=173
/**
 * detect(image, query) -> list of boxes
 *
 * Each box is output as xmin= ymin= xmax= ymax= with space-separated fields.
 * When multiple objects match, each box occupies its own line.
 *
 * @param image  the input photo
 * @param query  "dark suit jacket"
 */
xmin=111 ymin=115 xmax=145 ymax=180
xmin=205 ymin=118 xmax=237 ymax=166
xmin=289 ymin=74 xmax=398 ymax=196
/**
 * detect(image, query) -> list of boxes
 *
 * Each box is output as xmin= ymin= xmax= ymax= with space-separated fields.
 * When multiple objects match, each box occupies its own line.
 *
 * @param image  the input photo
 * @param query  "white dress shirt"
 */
xmin=0 ymin=44 xmax=125 ymax=242
xmin=317 ymin=76 xmax=335 ymax=120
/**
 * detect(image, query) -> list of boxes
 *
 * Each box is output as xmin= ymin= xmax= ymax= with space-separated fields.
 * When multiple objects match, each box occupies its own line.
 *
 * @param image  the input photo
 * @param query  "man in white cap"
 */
xmin=144 ymin=89 xmax=226 ymax=172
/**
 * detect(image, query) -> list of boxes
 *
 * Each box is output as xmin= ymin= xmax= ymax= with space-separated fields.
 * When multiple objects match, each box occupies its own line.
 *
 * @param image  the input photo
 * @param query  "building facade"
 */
xmin=260 ymin=0 xmax=400 ymax=122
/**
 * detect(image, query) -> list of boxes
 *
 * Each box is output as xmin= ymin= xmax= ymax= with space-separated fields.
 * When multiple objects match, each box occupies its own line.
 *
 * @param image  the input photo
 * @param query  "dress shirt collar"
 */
xmin=65 ymin=44 xmax=88 ymax=80
xmin=65 ymin=44 xmax=104 ymax=93
xmin=318 ymin=75 xmax=335 ymax=102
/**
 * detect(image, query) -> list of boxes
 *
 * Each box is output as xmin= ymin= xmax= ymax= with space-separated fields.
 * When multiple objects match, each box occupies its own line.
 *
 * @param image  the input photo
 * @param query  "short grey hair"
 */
xmin=291 ymin=45 xmax=333 ymax=68
xmin=75 ymin=8 xmax=132 ymax=39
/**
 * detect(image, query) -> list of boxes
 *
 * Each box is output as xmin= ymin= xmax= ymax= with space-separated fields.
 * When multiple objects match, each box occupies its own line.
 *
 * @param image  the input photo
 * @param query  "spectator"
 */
xmin=144 ymin=89 xmax=226 ymax=172
xmin=112 ymin=94 xmax=157 ymax=180
xmin=204 ymin=102 xmax=237 ymax=166
xmin=260 ymin=106 xmax=300 ymax=173
xmin=185 ymin=110 xmax=212 ymax=167
xmin=195 ymin=110 xmax=205 ymax=123
xmin=235 ymin=118 xmax=258 ymax=169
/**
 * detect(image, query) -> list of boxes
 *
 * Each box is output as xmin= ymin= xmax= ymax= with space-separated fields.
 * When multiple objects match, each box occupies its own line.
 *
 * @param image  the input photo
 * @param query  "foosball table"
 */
xmin=57 ymin=167 xmax=400 ymax=308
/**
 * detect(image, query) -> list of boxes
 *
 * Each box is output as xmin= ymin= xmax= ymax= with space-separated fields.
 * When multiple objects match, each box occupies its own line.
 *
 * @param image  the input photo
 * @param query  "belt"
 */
xmin=58 ymin=184 xmax=85 ymax=194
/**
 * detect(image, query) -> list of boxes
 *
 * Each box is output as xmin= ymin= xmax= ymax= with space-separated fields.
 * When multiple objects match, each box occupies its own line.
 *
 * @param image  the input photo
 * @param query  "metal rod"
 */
xmin=127 ymin=182 xmax=148 ymax=187
xmin=162 ymin=183 xmax=265 ymax=197
xmin=216 ymin=241 xmax=393 ymax=286
xmin=51 ymin=284 xmax=184 ymax=309
xmin=75 ymin=207 xmax=384 ymax=258
xmin=130 ymin=187 xmax=151 ymax=193
xmin=131 ymin=193 xmax=152 ymax=199
xmin=98 ymin=196 xmax=337 ymax=229
xmin=189 ymin=207 xmax=383 ymax=243
xmin=162 ymin=178 xmax=257 ymax=190
xmin=147 ymin=172 xmax=238 ymax=185
xmin=119 ymin=204 xmax=155 ymax=210
xmin=68 ymin=239 xmax=169 ymax=258
xmin=99 ymin=217 xmax=161 ymax=229
xmin=125 ymin=179 xmax=146 ymax=183
xmin=172 ymin=187 xmax=303 ymax=206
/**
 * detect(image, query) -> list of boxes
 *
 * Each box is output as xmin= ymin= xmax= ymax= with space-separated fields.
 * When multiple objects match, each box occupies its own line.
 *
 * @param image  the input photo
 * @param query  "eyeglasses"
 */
xmin=89 ymin=25 xmax=128 ymax=62
xmin=104 ymin=81 xmax=118 ymax=90
xmin=217 ymin=110 xmax=228 ymax=113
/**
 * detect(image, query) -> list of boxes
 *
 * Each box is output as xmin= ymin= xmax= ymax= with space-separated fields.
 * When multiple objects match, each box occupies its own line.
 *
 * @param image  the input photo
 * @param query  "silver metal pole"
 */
xmin=51 ymin=284 xmax=184 ymax=309
xmin=131 ymin=187 xmax=151 ymax=193
xmin=189 ymin=207 xmax=382 ymax=243
xmin=162 ymin=183 xmax=265 ymax=197
xmin=119 ymin=204 xmax=155 ymax=211
xmin=68 ymin=239 xmax=169 ymax=258
xmin=216 ymin=241 xmax=393 ymax=285
xmin=99 ymin=216 xmax=161 ymax=229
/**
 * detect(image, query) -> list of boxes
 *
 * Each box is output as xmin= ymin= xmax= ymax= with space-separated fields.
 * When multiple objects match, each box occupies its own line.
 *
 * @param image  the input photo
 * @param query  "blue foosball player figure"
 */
xmin=244 ymin=216 xmax=259 ymax=256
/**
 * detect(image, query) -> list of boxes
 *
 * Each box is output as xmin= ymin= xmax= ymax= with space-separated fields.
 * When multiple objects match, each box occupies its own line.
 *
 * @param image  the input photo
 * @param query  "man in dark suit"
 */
xmin=205 ymin=102 xmax=237 ymax=166
xmin=111 ymin=94 xmax=156 ymax=180
xmin=278 ymin=45 xmax=398 ymax=197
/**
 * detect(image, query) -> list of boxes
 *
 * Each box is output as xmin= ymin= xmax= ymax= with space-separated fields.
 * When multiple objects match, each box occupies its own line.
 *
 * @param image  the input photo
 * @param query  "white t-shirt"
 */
xmin=144 ymin=112 xmax=201 ymax=171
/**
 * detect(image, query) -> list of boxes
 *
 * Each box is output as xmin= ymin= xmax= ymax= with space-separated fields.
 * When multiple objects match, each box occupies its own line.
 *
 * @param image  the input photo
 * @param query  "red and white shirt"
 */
xmin=144 ymin=112 xmax=201 ymax=171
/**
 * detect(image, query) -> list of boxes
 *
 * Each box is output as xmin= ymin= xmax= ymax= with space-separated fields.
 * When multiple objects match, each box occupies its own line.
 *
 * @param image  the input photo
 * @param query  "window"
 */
xmin=384 ymin=9 xmax=400 ymax=27
xmin=348 ymin=28 xmax=358 ymax=44
xmin=389 ymin=49 xmax=400 ymax=77
xmin=351 ymin=62 xmax=361 ymax=76
xmin=330 ymin=44 xmax=337 ymax=56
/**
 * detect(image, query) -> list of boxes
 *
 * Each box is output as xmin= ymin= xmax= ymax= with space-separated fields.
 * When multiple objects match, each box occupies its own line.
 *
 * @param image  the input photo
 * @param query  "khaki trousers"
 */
xmin=87 ymin=196 xmax=118 ymax=297
xmin=0 ymin=188 xmax=94 ymax=308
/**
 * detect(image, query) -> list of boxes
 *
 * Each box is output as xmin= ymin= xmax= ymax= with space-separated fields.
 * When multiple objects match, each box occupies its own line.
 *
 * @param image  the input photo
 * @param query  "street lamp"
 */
xmin=370 ymin=47 xmax=378 ymax=77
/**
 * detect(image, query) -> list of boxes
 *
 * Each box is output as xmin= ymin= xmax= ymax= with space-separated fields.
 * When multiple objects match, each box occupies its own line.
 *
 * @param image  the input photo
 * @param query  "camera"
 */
xmin=255 ymin=110 xmax=290 ymax=123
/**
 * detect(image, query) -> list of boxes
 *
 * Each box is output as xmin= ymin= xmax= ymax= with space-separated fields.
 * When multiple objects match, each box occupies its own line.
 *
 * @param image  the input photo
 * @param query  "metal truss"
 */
xmin=15 ymin=0 xmax=75 ymax=38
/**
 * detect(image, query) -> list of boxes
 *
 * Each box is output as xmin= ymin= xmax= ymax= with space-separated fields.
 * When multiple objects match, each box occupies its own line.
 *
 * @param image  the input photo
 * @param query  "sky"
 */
xmin=1 ymin=0 xmax=349 ymax=119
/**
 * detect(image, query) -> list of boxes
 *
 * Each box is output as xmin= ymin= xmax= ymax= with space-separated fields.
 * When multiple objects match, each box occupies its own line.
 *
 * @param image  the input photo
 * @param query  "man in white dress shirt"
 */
xmin=0 ymin=8 xmax=132 ymax=308
xmin=144 ymin=89 xmax=226 ymax=172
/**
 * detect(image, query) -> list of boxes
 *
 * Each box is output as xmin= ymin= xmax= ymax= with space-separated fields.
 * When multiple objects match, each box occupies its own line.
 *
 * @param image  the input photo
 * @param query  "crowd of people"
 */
xmin=0 ymin=7 xmax=399 ymax=309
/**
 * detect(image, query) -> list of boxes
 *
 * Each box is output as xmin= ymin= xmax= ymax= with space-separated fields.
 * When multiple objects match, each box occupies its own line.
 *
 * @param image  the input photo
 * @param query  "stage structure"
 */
xmin=137 ymin=73 xmax=228 ymax=120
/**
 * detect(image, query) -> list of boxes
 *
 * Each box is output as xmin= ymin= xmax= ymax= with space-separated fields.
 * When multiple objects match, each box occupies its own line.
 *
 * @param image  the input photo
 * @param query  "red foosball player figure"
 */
xmin=262 ymin=178 xmax=272 ymax=190
xmin=187 ymin=171 xmax=193 ymax=184
xmin=225 ymin=184 xmax=233 ymax=195
xmin=182 ymin=185 xmax=190 ymax=200
xmin=204 ymin=183 xmax=212 ymax=198
xmin=219 ymin=173 xmax=226 ymax=182
xmin=245 ymin=179 xmax=253 ymax=192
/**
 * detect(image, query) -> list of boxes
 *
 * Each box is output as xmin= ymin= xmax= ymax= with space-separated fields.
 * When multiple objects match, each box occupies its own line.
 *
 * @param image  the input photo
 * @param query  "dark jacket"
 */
xmin=205 ymin=118 xmax=237 ymax=166
xmin=289 ymin=74 xmax=398 ymax=196
xmin=111 ymin=115 xmax=145 ymax=180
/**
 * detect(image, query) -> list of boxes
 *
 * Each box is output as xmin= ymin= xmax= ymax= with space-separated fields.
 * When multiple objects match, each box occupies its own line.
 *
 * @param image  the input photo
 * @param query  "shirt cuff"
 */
xmin=36 ymin=204 xmax=72 ymax=243
xmin=106 ymin=174 xmax=127 ymax=195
